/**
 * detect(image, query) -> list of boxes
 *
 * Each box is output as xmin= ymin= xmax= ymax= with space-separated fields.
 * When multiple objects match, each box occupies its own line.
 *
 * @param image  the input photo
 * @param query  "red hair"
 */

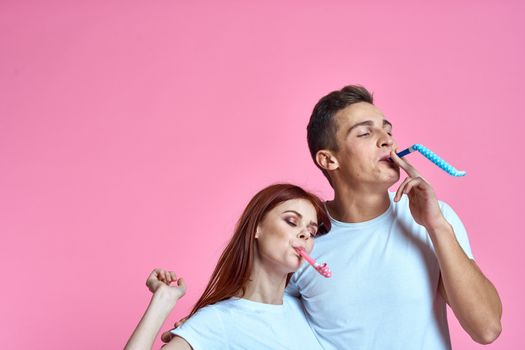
xmin=187 ymin=183 xmax=330 ymax=318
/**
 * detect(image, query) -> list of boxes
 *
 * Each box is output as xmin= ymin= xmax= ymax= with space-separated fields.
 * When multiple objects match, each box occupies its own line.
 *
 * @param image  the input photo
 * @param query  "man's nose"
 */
xmin=378 ymin=131 xmax=394 ymax=148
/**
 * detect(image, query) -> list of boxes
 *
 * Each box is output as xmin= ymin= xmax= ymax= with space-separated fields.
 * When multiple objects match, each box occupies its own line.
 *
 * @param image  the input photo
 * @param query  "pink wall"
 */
xmin=1 ymin=1 xmax=523 ymax=348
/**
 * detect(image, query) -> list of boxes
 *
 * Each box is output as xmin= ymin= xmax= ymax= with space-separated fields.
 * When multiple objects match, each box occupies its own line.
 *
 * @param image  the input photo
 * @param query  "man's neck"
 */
xmin=327 ymin=182 xmax=391 ymax=223
xmin=241 ymin=263 xmax=288 ymax=305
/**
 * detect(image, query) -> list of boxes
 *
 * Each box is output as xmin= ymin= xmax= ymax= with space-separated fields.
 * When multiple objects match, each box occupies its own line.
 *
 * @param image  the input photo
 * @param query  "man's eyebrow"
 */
xmin=347 ymin=119 xmax=393 ymax=136
xmin=282 ymin=210 xmax=318 ymax=227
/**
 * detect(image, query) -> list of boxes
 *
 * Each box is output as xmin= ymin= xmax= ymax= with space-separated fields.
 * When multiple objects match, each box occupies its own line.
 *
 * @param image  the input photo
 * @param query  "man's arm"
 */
xmin=431 ymin=222 xmax=502 ymax=344
xmin=391 ymin=150 xmax=502 ymax=344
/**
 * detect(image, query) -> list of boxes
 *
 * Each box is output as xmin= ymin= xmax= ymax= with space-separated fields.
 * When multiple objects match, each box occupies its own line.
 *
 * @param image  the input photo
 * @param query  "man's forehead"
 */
xmin=335 ymin=103 xmax=387 ymax=126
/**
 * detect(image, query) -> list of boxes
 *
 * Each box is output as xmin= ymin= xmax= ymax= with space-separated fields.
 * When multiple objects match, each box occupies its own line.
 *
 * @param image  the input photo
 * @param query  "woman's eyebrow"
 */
xmin=282 ymin=210 xmax=302 ymax=218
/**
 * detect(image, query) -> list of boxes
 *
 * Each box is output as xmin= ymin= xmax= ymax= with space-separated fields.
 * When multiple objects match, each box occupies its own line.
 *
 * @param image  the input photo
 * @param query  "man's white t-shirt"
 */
xmin=171 ymin=293 xmax=323 ymax=350
xmin=287 ymin=192 xmax=474 ymax=350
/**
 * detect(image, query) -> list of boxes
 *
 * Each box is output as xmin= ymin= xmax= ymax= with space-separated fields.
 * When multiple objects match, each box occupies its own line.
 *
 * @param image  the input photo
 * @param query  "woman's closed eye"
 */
xmin=284 ymin=216 xmax=317 ymax=236
xmin=285 ymin=217 xmax=298 ymax=227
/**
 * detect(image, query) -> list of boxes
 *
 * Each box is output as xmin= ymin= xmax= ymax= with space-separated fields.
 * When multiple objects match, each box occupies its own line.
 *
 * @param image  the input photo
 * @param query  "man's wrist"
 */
xmin=426 ymin=217 xmax=453 ymax=238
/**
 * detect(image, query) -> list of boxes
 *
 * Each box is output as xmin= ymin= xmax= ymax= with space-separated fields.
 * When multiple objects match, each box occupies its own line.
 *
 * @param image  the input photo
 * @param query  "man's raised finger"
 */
xmin=390 ymin=149 xmax=420 ymax=178
xmin=394 ymin=176 xmax=411 ymax=202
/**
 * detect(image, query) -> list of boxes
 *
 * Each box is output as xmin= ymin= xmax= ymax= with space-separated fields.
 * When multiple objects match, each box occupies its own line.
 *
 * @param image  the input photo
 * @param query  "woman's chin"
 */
xmin=287 ymin=257 xmax=303 ymax=272
xmin=270 ymin=255 xmax=302 ymax=274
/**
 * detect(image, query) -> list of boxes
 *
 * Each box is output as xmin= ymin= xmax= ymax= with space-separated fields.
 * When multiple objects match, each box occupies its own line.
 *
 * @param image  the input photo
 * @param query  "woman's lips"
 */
xmin=292 ymin=246 xmax=307 ymax=257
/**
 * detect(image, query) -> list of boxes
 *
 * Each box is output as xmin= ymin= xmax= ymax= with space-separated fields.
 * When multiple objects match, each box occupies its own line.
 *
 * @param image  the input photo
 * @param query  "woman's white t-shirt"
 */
xmin=171 ymin=294 xmax=323 ymax=350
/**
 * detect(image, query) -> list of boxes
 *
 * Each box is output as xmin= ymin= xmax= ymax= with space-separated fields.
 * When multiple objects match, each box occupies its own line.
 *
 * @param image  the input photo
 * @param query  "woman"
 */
xmin=125 ymin=183 xmax=331 ymax=350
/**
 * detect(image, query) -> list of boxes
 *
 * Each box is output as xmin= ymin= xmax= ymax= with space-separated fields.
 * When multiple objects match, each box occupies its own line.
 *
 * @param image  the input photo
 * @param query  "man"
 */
xmin=163 ymin=85 xmax=502 ymax=349
xmin=285 ymin=85 xmax=502 ymax=349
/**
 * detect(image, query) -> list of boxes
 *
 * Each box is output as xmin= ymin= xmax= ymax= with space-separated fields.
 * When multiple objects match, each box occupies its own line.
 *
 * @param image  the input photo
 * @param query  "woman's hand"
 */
xmin=146 ymin=268 xmax=187 ymax=303
xmin=124 ymin=269 xmax=188 ymax=350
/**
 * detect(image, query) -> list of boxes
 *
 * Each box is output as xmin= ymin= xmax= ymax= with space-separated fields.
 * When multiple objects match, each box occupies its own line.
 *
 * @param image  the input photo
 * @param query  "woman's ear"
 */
xmin=255 ymin=225 xmax=261 ymax=239
xmin=316 ymin=150 xmax=339 ymax=171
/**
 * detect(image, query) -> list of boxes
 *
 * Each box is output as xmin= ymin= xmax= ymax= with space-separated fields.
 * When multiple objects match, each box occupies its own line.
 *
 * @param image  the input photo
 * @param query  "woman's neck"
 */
xmin=241 ymin=263 xmax=288 ymax=305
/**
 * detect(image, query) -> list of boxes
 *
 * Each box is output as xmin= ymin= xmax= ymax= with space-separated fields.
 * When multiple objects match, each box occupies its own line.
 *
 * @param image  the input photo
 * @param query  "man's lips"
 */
xmin=378 ymin=155 xmax=400 ymax=169
xmin=379 ymin=154 xmax=394 ymax=162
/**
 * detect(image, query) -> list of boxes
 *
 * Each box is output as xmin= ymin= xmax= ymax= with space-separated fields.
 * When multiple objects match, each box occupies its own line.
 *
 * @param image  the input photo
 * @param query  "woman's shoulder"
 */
xmin=187 ymin=298 xmax=243 ymax=321
xmin=190 ymin=299 xmax=230 ymax=318
xmin=172 ymin=302 xmax=229 ymax=349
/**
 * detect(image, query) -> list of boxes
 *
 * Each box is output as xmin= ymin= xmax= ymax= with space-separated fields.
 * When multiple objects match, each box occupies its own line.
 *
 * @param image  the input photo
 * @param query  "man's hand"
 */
xmin=390 ymin=149 xmax=447 ymax=231
xmin=161 ymin=318 xmax=187 ymax=343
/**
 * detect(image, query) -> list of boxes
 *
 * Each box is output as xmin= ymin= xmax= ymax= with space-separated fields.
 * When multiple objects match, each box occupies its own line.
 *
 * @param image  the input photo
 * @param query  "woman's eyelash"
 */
xmin=285 ymin=219 xmax=297 ymax=227
xmin=286 ymin=218 xmax=317 ymax=236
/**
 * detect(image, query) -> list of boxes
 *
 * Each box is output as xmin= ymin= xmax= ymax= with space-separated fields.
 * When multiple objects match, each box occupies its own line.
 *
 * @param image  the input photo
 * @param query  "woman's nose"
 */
xmin=298 ymin=230 xmax=310 ymax=240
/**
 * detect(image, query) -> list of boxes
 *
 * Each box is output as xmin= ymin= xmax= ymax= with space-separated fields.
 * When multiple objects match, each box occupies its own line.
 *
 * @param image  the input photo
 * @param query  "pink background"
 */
xmin=1 ymin=1 xmax=523 ymax=348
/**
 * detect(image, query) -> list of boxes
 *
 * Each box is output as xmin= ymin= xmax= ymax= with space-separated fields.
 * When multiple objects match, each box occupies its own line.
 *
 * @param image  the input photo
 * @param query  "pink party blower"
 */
xmin=295 ymin=247 xmax=332 ymax=278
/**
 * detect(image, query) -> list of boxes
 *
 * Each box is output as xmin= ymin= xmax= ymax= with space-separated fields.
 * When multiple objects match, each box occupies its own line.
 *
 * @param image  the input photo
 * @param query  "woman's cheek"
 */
xmin=306 ymin=241 xmax=314 ymax=253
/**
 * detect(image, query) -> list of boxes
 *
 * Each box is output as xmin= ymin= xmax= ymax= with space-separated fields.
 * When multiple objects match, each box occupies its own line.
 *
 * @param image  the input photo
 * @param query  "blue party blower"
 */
xmin=396 ymin=144 xmax=466 ymax=177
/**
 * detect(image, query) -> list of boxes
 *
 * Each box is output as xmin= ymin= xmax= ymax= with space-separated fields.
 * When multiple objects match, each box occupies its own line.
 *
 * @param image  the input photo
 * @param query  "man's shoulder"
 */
xmin=283 ymin=293 xmax=303 ymax=308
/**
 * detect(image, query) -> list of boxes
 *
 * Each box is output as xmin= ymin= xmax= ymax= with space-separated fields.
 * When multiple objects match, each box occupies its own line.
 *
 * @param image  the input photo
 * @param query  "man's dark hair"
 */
xmin=306 ymin=85 xmax=374 ymax=184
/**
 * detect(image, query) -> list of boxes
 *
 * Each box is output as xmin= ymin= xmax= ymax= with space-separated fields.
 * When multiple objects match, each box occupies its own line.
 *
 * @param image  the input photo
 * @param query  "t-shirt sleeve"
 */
xmin=440 ymin=201 xmax=475 ymax=260
xmin=285 ymin=274 xmax=301 ymax=297
xmin=170 ymin=305 xmax=227 ymax=350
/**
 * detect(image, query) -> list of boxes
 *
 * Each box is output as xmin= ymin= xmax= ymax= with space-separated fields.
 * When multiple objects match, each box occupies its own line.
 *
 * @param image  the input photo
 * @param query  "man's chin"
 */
xmin=385 ymin=171 xmax=399 ymax=188
xmin=383 ymin=170 xmax=400 ymax=186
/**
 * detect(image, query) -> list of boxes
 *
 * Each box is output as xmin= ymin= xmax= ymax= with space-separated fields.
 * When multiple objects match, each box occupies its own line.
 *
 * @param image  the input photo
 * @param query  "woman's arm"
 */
xmin=125 ymin=269 xmax=191 ymax=350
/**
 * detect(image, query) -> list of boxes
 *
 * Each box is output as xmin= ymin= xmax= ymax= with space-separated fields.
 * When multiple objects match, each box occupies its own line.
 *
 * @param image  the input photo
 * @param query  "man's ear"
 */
xmin=316 ymin=150 xmax=339 ymax=171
